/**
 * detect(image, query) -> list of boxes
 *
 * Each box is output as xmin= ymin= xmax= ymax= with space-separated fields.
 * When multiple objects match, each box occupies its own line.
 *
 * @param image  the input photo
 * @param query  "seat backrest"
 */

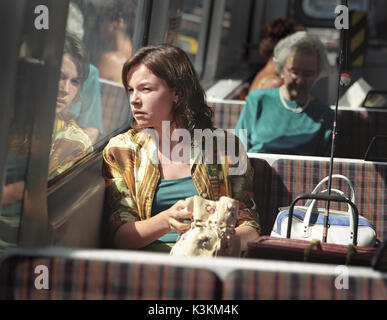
xmin=269 ymin=158 xmax=387 ymax=241
xmin=0 ymin=252 xmax=222 ymax=300
xmin=222 ymin=268 xmax=387 ymax=299
xmin=208 ymin=101 xmax=244 ymax=131
xmin=99 ymin=79 xmax=131 ymax=140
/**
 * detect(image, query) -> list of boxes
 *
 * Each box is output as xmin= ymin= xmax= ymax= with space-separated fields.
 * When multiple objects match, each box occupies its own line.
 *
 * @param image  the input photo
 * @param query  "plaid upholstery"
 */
xmin=269 ymin=159 xmax=387 ymax=241
xmin=99 ymin=81 xmax=131 ymax=140
xmin=222 ymin=269 xmax=387 ymax=300
xmin=208 ymin=102 xmax=244 ymax=131
xmin=0 ymin=255 xmax=222 ymax=300
xmin=335 ymin=109 xmax=387 ymax=159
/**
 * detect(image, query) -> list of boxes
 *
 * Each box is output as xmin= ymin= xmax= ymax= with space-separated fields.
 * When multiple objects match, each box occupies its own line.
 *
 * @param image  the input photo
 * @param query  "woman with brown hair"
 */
xmin=102 ymin=44 xmax=260 ymax=253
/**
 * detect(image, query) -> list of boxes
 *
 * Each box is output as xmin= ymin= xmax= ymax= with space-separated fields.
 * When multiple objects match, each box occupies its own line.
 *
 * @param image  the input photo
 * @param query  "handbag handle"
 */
xmin=286 ymin=193 xmax=359 ymax=245
xmin=305 ymin=174 xmax=356 ymax=206
xmin=302 ymin=188 xmax=355 ymax=239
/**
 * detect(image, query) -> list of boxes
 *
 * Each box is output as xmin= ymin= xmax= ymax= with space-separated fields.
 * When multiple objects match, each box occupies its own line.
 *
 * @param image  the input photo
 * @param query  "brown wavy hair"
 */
xmin=259 ymin=17 xmax=305 ymax=61
xmin=122 ymin=44 xmax=213 ymax=134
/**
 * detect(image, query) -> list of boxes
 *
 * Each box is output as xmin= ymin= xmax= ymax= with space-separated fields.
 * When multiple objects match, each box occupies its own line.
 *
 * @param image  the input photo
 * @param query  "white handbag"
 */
xmin=170 ymin=195 xmax=240 ymax=257
xmin=271 ymin=174 xmax=377 ymax=246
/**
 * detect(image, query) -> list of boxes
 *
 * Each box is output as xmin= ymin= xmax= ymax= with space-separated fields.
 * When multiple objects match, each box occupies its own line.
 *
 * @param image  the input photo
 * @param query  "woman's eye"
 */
xmin=71 ymin=79 xmax=81 ymax=86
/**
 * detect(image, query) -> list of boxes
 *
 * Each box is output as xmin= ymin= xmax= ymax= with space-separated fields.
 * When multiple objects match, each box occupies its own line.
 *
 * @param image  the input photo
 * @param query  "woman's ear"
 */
xmin=173 ymin=89 xmax=179 ymax=103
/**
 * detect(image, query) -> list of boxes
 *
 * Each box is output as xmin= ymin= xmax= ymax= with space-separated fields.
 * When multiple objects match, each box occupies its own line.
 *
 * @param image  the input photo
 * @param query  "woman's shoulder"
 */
xmin=104 ymin=129 xmax=140 ymax=151
xmin=57 ymin=119 xmax=92 ymax=148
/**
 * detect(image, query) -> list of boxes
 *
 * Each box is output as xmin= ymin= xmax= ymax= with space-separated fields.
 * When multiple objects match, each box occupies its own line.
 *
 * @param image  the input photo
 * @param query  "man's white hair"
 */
xmin=273 ymin=31 xmax=330 ymax=80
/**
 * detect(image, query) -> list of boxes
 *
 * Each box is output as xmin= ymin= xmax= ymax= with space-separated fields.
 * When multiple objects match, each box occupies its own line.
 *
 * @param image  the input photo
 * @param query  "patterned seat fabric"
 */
xmin=222 ymin=269 xmax=387 ymax=300
xmin=269 ymin=159 xmax=387 ymax=241
xmin=0 ymin=255 xmax=222 ymax=300
xmin=208 ymin=102 xmax=244 ymax=131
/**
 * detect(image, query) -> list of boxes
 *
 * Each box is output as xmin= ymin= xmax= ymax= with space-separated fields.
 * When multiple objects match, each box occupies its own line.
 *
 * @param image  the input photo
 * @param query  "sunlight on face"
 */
xmin=56 ymin=53 xmax=81 ymax=114
xmin=281 ymin=48 xmax=318 ymax=104
xmin=127 ymin=64 xmax=178 ymax=133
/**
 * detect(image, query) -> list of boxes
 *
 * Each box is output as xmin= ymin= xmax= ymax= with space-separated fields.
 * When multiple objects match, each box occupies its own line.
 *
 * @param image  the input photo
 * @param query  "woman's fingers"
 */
xmin=170 ymin=219 xmax=191 ymax=234
xmin=168 ymin=208 xmax=192 ymax=233
xmin=173 ymin=199 xmax=189 ymax=211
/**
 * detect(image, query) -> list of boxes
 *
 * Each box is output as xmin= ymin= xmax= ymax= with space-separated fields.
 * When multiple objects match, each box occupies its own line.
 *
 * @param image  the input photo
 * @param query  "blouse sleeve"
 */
xmin=227 ymin=132 xmax=261 ymax=235
xmin=102 ymin=138 xmax=140 ymax=236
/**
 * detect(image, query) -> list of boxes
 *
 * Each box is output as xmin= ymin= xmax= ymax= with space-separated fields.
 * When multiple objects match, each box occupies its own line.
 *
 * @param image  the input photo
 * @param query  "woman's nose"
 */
xmin=59 ymin=79 xmax=70 ymax=93
xmin=130 ymin=90 xmax=141 ymax=106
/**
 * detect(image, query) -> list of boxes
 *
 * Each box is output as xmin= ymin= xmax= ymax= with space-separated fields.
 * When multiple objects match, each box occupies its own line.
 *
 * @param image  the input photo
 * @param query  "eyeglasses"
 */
xmin=283 ymin=67 xmax=317 ymax=80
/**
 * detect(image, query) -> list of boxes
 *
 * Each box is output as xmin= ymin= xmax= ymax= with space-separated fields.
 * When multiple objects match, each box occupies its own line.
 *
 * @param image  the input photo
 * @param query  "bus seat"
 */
xmin=270 ymin=158 xmax=387 ymax=242
xmin=225 ymin=82 xmax=249 ymax=100
xmin=208 ymin=100 xmax=387 ymax=161
xmin=208 ymin=101 xmax=244 ymax=131
xmin=0 ymin=248 xmax=222 ymax=300
xmin=222 ymin=267 xmax=387 ymax=299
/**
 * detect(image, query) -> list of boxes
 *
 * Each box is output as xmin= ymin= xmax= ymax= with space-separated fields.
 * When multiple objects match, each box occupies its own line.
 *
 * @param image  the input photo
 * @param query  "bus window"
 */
xmin=48 ymin=0 xmax=144 ymax=181
xmin=301 ymin=0 xmax=368 ymax=20
xmin=1 ymin=91 xmax=32 ymax=255
xmin=1 ymin=0 xmax=69 ymax=255
xmin=177 ymin=0 xmax=211 ymax=77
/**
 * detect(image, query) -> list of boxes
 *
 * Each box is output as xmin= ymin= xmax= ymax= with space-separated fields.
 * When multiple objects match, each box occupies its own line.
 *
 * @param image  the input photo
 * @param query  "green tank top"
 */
xmin=150 ymin=176 xmax=198 ymax=244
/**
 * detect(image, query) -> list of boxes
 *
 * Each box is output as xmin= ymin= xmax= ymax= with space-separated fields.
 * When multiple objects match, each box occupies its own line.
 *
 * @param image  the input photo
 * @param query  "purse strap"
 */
xmin=302 ymin=188 xmax=355 ymax=239
xmin=305 ymin=174 xmax=356 ymax=206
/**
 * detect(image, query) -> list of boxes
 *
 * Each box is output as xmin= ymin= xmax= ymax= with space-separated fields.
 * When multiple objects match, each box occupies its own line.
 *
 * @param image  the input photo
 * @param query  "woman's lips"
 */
xmin=56 ymin=98 xmax=67 ymax=106
xmin=133 ymin=111 xmax=146 ymax=116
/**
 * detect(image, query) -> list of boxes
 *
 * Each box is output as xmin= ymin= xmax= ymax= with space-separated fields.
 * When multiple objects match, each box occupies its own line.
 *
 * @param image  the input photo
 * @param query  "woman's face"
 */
xmin=127 ymin=63 xmax=178 ymax=133
xmin=56 ymin=53 xmax=81 ymax=114
xmin=281 ymin=48 xmax=318 ymax=104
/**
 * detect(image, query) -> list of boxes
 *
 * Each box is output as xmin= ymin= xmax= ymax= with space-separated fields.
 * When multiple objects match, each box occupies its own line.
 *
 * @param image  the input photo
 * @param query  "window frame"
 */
xmin=294 ymin=0 xmax=369 ymax=28
xmin=12 ymin=0 xmax=70 ymax=246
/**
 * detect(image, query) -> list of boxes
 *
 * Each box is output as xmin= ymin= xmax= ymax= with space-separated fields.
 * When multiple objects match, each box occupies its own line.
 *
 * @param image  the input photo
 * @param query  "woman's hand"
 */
xmin=114 ymin=199 xmax=193 ymax=250
xmin=161 ymin=199 xmax=193 ymax=234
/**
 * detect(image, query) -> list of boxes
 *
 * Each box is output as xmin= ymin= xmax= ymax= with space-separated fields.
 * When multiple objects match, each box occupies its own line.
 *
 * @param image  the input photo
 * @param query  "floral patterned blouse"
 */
xmin=49 ymin=112 xmax=93 ymax=180
xmin=102 ymin=128 xmax=261 ymax=238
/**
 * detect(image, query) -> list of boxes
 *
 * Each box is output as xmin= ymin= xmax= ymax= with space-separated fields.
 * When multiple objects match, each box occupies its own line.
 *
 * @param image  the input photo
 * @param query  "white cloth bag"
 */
xmin=170 ymin=195 xmax=240 ymax=257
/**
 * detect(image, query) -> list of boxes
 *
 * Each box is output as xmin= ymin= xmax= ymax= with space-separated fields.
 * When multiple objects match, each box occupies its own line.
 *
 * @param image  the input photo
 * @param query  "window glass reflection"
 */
xmin=49 ymin=33 xmax=93 ymax=181
xmin=178 ymin=0 xmax=204 ymax=64
xmin=49 ymin=0 xmax=138 ymax=179
xmin=0 ymin=58 xmax=35 ymax=256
